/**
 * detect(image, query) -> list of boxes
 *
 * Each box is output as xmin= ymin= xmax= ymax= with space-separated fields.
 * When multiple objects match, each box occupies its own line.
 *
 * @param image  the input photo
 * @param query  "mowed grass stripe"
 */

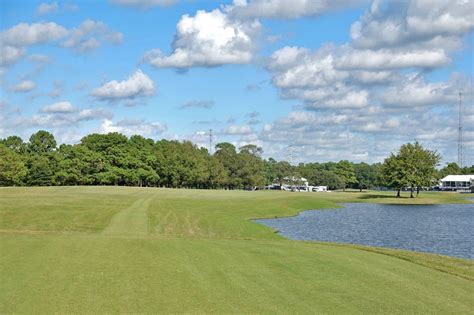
xmin=102 ymin=197 xmax=153 ymax=237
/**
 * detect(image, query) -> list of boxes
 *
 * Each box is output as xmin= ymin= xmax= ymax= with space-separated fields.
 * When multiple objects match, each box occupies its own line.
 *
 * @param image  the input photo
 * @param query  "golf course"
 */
xmin=1 ymin=187 xmax=473 ymax=313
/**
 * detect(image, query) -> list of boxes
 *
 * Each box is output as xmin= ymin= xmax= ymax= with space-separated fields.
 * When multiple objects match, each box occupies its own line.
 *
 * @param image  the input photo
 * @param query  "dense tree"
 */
xmin=439 ymin=162 xmax=462 ymax=178
xmin=1 ymin=136 xmax=26 ymax=154
xmin=354 ymin=162 xmax=378 ymax=192
xmin=313 ymin=169 xmax=345 ymax=190
xmin=382 ymin=153 xmax=407 ymax=197
xmin=382 ymin=142 xmax=440 ymax=198
xmin=334 ymin=160 xmax=357 ymax=191
xmin=28 ymin=130 xmax=57 ymax=154
xmin=0 ymin=144 xmax=27 ymax=186
xmin=0 ymin=132 xmax=452 ymax=193
xmin=238 ymin=145 xmax=265 ymax=189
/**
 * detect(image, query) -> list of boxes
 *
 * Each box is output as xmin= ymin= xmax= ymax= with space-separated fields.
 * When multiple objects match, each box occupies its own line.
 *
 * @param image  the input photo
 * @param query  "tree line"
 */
xmin=1 ymin=130 xmax=473 ymax=196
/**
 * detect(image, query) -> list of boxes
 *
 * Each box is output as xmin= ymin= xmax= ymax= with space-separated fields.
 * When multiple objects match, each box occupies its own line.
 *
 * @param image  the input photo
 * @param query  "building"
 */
xmin=265 ymin=177 xmax=330 ymax=192
xmin=440 ymin=175 xmax=474 ymax=191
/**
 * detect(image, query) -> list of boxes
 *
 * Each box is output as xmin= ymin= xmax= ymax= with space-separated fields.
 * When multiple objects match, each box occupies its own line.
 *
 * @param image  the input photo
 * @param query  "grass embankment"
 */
xmin=0 ymin=187 xmax=472 ymax=313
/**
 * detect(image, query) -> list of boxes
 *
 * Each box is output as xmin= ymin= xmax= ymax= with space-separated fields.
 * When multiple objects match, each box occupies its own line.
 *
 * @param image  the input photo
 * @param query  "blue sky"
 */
xmin=1 ymin=0 xmax=473 ymax=165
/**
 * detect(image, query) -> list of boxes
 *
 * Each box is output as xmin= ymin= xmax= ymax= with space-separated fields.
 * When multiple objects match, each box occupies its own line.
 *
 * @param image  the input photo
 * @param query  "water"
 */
xmin=256 ymin=202 xmax=474 ymax=259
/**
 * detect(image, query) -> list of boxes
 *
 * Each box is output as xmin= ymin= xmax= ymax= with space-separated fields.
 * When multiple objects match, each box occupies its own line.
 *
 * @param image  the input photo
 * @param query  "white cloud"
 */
xmin=336 ymin=48 xmax=450 ymax=70
xmin=0 ymin=46 xmax=25 ymax=66
xmin=91 ymin=69 xmax=155 ymax=101
xmin=180 ymin=100 xmax=214 ymax=109
xmin=36 ymin=2 xmax=59 ymax=15
xmin=63 ymin=19 xmax=123 ymax=52
xmin=144 ymin=9 xmax=260 ymax=68
xmin=100 ymin=119 xmax=167 ymax=136
xmin=78 ymin=108 xmax=112 ymax=121
xmin=41 ymin=101 xmax=75 ymax=113
xmin=0 ymin=20 xmax=121 ymax=68
xmin=382 ymin=73 xmax=458 ymax=107
xmin=0 ymin=22 xmax=68 ymax=47
xmin=226 ymin=0 xmax=368 ymax=19
xmin=111 ymin=0 xmax=177 ymax=8
xmin=11 ymin=80 xmax=36 ymax=92
xmin=223 ymin=124 xmax=254 ymax=135
xmin=351 ymin=0 xmax=474 ymax=50
xmin=36 ymin=2 xmax=79 ymax=15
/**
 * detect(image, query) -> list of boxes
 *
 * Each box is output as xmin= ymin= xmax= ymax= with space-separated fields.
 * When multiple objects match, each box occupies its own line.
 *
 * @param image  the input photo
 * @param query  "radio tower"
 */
xmin=457 ymin=92 xmax=463 ymax=168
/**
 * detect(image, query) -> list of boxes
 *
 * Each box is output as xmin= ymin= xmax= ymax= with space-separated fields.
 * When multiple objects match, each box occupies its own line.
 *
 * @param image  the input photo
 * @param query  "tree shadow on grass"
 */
xmin=357 ymin=194 xmax=408 ymax=200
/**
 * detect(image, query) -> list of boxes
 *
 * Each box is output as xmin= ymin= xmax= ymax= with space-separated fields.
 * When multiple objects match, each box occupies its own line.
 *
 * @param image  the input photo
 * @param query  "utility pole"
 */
xmin=457 ymin=92 xmax=463 ymax=168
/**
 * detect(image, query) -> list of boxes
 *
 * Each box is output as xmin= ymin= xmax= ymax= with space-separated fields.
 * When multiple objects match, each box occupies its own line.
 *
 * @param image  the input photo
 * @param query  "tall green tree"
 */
xmin=0 ymin=144 xmax=27 ymax=186
xmin=28 ymin=130 xmax=57 ymax=154
xmin=334 ymin=160 xmax=357 ymax=191
xmin=383 ymin=142 xmax=440 ymax=198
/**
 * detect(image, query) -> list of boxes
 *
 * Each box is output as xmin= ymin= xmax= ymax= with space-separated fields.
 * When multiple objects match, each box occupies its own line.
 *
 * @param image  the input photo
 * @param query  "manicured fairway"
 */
xmin=1 ymin=187 xmax=473 ymax=313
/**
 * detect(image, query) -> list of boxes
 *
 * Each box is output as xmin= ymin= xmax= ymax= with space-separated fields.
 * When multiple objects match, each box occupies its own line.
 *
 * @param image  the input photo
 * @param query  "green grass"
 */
xmin=0 ymin=187 xmax=473 ymax=313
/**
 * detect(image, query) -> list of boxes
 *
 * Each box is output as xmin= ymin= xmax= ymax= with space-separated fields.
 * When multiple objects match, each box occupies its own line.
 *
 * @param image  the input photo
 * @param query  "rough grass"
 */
xmin=0 ymin=187 xmax=472 ymax=313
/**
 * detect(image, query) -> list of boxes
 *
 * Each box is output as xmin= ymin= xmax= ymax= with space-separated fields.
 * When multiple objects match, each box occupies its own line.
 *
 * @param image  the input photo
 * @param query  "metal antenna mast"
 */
xmin=457 ymin=92 xmax=463 ymax=168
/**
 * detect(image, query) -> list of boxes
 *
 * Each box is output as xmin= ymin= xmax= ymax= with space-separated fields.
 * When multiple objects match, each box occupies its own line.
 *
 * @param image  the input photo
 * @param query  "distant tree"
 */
xmin=28 ymin=130 xmax=57 ymax=153
xmin=382 ymin=153 xmax=407 ymax=197
xmin=263 ymin=158 xmax=277 ymax=186
xmin=313 ymin=169 xmax=345 ymax=190
xmin=274 ymin=161 xmax=292 ymax=186
xmin=383 ymin=142 xmax=440 ymax=198
xmin=461 ymin=165 xmax=474 ymax=175
xmin=354 ymin=162 xmax=374 ymax=192
xmin=1 ymin=136 xmax=26 ymax=154
xmin=334 ymin=160 xmax=357 ymax=191
xmin=26 ymin=155 xmax=56 ymax=186
xmin=238 ymin=145 xmax=265 ymax=189
xmin=215 ymin=142 xmax=239 ymax=189
xmin=0 ymin=144 xmax=27 ymax=186
xmin=439 ymin=162 xmax=462 ymax=178
xmin=411 ymin=143 xmax=440 ymax=196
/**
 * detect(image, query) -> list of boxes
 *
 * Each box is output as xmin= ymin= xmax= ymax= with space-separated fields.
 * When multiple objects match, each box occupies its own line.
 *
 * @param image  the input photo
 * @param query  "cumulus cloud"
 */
xmin=143 ymin=9 xmax=261 ymax=68
xmin=111 ymin=0 xmax=177 ymax=8
xmin=0 ymin=20 xmax=121 ymax=68
xmin=11 ymin=80 xmax=36 ymax=92
xmin=9 ymin=107 xmax=112 ymax=131
xmin=91 ymin=69 xmax=155 ymax=101
xmin=41 ymin=101 xmax=75 ymax=113
xmin=336 ymin=48 xmax=450 ymax=70
xmin=36 ymin=2 xmax=79 ymax=15
xmin=382 ymin=73 xmax=458 ymax=107
xmin=180 ymin=100 xmax=214 ymax=109
xmin=100 ymin=119 xmax=167 ymax=136
xmin=36 ymin=2 xmax=59 ymax=15
xmin=226 ymin=0 xmax=368 ymax=19
xmin=1 ymin=46 xmax=26 ymax=66
xmin=63 ymin=19 xmax=123 ymax=52
xmin=351 ymin=0 xmax=474 ymax=50
xmin=0 ymin=22 xmax=68 ymax=47
xmin=223 ymin=124 xmax=254 ymax=135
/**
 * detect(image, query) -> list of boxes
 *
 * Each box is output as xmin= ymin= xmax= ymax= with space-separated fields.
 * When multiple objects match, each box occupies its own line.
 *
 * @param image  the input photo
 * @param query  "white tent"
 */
xmin=440 ymin=175 xmax=474 ymax=190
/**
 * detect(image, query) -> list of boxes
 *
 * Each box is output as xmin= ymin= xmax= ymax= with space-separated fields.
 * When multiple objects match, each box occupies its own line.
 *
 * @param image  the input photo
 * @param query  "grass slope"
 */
xmin=0 ymin=187 xmax=473 ymax=313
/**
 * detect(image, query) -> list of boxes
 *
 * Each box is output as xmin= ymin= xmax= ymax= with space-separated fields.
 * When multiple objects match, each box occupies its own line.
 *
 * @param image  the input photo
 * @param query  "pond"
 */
xmin=256 ymin=201 xmax=474 ymax=259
